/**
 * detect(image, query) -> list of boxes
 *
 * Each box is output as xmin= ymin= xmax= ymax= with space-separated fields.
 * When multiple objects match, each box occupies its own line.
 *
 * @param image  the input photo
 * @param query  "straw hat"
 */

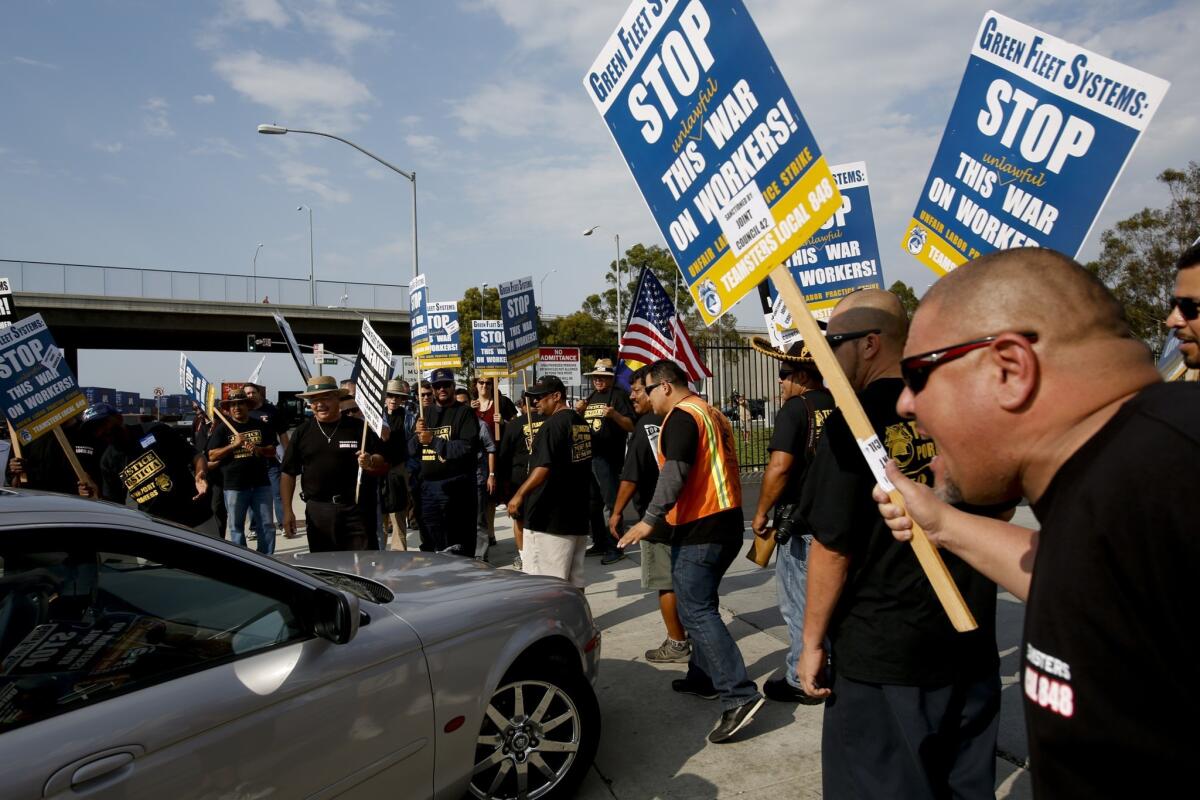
xmin=584 ymin=358 xmax=616 ymax=377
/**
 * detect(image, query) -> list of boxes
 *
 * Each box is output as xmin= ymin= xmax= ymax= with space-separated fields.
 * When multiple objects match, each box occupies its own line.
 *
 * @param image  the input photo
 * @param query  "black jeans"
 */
xmin=304 ymin=499 xmax=372 ymax=552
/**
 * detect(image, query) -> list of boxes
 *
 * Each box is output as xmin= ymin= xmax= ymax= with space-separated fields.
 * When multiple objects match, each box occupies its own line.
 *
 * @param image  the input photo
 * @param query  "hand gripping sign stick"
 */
xmin=769 ymin=265 xmax=977 ymax=632
xmin=52 ymin=426 xmax=99 ymax=497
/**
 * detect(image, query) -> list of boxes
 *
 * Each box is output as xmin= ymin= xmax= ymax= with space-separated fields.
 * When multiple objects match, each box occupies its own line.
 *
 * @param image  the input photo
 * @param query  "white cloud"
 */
xmin=273 ymin=160 xmax=352 ymax=204
xmin=222 ymin=0 xmax=289 ymax=28
xmin=142 ymin=97 xmax=174 ymax=137
xmin=190 ymin=137 xmax=246 ymax=159
xmin=297 ymin=0 xmax=391 ymax=57
xmin=450 ymin=78 xmax=602 ymax=147
xmin=92 ymin=141 xmax=124 ymax=154
xmin=193 ymin=93 xmax=216 ymax=104
xmin=213 ymin=51 xmax=373 ymax=130
xmin=404 ymin=134 xmax=438 ymax=153
xmin=12 ymin=55 xmax=60 ymax=70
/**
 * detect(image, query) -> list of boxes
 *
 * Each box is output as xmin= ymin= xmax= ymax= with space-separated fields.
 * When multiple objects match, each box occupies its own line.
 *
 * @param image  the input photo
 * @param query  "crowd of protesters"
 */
xmin=4 ymin=243 xmax=1198 ymax=794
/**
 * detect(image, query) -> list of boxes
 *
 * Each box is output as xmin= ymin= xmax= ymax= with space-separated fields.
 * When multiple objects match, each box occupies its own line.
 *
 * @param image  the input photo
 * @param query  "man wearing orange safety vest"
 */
xmin=620 ymin=359 xmax=764 ymax=744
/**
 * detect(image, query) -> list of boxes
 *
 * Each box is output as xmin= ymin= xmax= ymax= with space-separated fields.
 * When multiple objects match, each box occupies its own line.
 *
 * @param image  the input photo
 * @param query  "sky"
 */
xmin=1 ymin=0 xmax=1195 ymax=396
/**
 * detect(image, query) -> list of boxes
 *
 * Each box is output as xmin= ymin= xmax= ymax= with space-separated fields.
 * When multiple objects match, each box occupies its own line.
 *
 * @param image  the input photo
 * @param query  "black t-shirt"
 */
xmin=410 ymin=402 xmax=480 ymax=482
xmin=248 ymin=400 xmax=289 ymax=438
xmin=583 ymin=387 xmax=636 ymax=463
xmin=20 ymin=424 xmax=101 ymax=495
xmin=660 ymin=410 xmax=743 ymax=546
xmin=281 ymin=414 xmax=386 ymax=502
xmin=526 ymin=408 xmax=593 ymax=536
xmin=621 ymin=413 xmax=663 ymax=519
xmin=1023 ymin=383 xmax=1200 ymax=797
xmin=498 ymin=412 xmax=545 ymax=488
xmin=100 ymin=423 xmax=210 ymax=527
xmin=798 ymin=378 xmax=997 ymax=686
xmin=206 ymin=418 xmax=277 ymax=491
xmin=767 ymin=388 xmax=836 ymax=503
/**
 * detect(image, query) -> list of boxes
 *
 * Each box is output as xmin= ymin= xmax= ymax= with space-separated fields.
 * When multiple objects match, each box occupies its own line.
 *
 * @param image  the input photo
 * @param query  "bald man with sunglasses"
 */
xmin=796 ymin=288 xmax=1001 ymax=800
xmin=875 ymin=247 xmax=1200 ymax=797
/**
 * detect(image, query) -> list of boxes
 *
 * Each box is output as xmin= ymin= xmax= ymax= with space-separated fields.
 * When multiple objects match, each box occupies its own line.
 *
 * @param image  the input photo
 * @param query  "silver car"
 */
xmin=0 ymin=490 xmax=601 ymax=799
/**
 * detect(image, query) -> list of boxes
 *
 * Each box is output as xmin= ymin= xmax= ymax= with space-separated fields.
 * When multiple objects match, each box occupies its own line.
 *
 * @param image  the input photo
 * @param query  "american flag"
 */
xmin=620 ymin=268 xmax=712 ymax=382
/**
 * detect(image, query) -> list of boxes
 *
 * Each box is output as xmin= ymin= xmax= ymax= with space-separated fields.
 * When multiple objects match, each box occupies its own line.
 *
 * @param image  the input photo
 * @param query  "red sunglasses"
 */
xmin=901 ymin=332 xmax=1038 ymax=393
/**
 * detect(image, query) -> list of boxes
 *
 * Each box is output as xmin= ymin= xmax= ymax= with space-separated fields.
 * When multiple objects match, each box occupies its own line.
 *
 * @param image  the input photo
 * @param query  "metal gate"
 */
xmin=697 ymin=344 xmax=780 ymax=471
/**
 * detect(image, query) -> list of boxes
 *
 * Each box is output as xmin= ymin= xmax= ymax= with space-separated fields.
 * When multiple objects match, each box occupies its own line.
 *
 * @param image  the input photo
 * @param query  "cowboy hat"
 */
xmin=749 ymin=335 xmax=819 ymax=365
xmin=220 ymin=388 xmax=253 ymax=407
xmin=584 ymin=357 xmax=616 ymax=377
xmin=296 ymin=375 xmax=351 ymax=398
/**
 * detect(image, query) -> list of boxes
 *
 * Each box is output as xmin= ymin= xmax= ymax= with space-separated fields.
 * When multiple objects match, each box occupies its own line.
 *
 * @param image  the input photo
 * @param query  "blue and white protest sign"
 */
xmin=473 ymin=320 xmax=509 ymax=378
xmin=423 ymin=301 xmax=462 ymax=370
xmin=585 ymin=0 xmax=843 ymax=325
xmin=410 ymin=273 xmax=431 ymax=358
xmin=498 ymin=277 xmax=539 ymax=371
xmin=178 ymin=353 xmax=217 ymax=418
xmin=0 ymin=315 xmax=87 ymax=444
xmin=272 ymin=312 xmax=312 ymax=383
xmin=903 ymin=11 xmax=1169 ymax=275
xmin=781 ymin=162 xmax=884 ymax=322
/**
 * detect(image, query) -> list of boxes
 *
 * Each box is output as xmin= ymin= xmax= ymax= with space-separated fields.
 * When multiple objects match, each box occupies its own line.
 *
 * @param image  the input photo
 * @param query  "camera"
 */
xmin=773 ymin=503 xmax=809 ymax=545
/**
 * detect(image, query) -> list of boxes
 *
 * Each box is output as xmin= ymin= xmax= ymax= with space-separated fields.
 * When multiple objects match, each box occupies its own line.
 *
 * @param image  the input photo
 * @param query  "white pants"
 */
xmin=523 ymin=530 xmax=588 ymax=588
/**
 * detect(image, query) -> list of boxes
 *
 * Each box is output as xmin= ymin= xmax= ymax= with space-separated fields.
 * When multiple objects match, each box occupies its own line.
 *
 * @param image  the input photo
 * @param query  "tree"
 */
xmin=1088 ymin=162 xmax=1200 ymax=353
xmin=582 ymin=242 xmax=743 ymax=349
xmin=454 ymin=285 xmax=503 ymax=371
xmin=541 ymin=311 xmax=613 ymax=346
xmin=888 ymin=280 xmax=921 ymax=319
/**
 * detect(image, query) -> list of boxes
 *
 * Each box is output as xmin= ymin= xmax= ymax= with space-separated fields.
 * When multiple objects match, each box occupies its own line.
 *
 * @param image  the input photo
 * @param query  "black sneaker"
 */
xmin=708 ymin=697 xmax=765 ymax=743
xmin=671 ymin=678 xmax=718 ymax=700
xmin=600 ymin=550 xmax=626 ymax=565
xmin=585 ymin=545 xmax=607 ymax=557
xmin=763 ymin=675 xmax=826 ymax=705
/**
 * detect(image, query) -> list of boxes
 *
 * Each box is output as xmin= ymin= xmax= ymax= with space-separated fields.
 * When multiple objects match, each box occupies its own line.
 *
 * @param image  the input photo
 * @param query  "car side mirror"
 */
xmin=312 ymin=587 xmax=360 ymax=644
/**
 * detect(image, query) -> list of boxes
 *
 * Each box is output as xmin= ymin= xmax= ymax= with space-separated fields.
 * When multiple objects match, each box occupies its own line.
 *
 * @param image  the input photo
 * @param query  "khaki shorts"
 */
xmin=640 ymin=540 xmax=674 ymax=591
xmin=523 ymin=530 xmax=588 ymax=589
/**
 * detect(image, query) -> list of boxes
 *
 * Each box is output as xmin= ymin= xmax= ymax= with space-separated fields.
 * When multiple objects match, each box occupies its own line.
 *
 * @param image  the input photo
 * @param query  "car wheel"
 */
xmin=468 ymin=667 xmax=599 ymax=800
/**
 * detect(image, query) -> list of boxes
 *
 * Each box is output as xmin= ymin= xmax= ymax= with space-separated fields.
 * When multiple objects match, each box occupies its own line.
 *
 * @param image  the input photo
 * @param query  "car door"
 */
xmin=0 ymin=523 xmax=435 ymax=799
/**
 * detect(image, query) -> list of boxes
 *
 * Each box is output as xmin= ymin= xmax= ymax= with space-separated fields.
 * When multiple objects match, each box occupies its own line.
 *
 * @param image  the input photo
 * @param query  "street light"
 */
xmin=583 ymin=226 xmax=623 ymax=340
xmin=539 ymin=269 xmax=558 ymax=306
xmin=480 ymin=282 xmax=489 ymax=318
xmin=252 ymin=242 xmax=263 ymax=303
xmin=259 ymin=123 xmax=419 ymax=281
xmin=297 ymin=206 xmax=315 ymax=305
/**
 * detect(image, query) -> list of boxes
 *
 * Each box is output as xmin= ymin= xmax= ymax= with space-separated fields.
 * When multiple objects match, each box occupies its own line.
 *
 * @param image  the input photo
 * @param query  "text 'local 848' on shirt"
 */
xmin=526 ymin=408 xmax=593 ymax=536
xmin=1021 ymin=382 xmax=1200 ymax=797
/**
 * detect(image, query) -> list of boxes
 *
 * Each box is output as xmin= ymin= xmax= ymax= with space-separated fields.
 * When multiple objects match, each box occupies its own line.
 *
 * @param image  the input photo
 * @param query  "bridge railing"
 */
xmin=0 ymin=260 xmax=409 ymax=311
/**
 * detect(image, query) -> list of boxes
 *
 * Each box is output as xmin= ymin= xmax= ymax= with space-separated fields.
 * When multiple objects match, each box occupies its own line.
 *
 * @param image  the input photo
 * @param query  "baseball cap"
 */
xmin=524 ymin=375 xmax=566 ymax=398
xmin=429 ymin=368 xmax=456 ymax=386
xmin=80 ymin=403 xmax=121 ymax=430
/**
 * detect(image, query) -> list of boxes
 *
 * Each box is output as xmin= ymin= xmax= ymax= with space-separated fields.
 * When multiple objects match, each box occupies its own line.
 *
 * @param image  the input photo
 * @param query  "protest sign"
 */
xmin=585 ymin=0 xmax=842 ymax=325
xmin=498 ymin=277 xmax=539 ymax=371
xmin=784 ymin=162 xmax=885 ymax=320
xmin=902 ymin=11 xmax=1169 ymax=274
xmin=538 ymin=347 xmax=582 ymax=386
xmin=0 ymin=277 xmax=14 ymax=329
xmin=589 ymin=0 xmax=975 ymax=630
xmin=473 ymin=320 xmax=510 ymax=378
xmin=409 ymin=274 xmax=431 ymax=358
xmin=423 ymin=301 xmax=462 ymax=370
xmin=178 ymin=353 xmax=218 ymax=419
xmin=0 ymin=315 xmax=87 ymax=444
xmin=271 ymin=312 xmax=312 ymax=383
xmin=355 ymin=319 xmax=393 ymax=437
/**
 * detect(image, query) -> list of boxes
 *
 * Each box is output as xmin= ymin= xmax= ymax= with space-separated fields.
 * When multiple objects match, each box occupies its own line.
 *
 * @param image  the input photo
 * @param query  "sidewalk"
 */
xmin=274 ymin=496 xmax=1033 ymax=799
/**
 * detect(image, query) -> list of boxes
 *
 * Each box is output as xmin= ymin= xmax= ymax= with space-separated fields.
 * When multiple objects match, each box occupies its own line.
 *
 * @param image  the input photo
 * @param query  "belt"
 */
xmin=300 ymin=492 xmax=353 ymax=505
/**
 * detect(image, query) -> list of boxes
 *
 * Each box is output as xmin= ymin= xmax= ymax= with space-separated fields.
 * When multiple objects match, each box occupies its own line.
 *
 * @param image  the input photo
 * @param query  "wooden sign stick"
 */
xmin=212 ymin=406 xmax=239 ymax=434
xmin=492 ymin=376 xmax=501 ymax=440
xmin=52 ymin=426 xmax=98 ymax=496
xmin=7 ymin=422 xmax=27 ymax=486
xmin=354 ymin=419 xmax=369 ymax=504
xmin=770 ymin=265 xmax=977 ymax=632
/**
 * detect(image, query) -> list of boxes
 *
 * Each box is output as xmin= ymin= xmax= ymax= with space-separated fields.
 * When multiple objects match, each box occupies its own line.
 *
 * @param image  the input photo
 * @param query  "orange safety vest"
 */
xmin=657 ymin=397 xmax=742 ymax=526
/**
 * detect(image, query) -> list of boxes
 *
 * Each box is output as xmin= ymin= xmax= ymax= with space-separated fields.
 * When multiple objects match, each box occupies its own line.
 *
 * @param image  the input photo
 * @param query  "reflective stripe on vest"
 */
xmin=658 ymin=398 xmax=742 ymax=526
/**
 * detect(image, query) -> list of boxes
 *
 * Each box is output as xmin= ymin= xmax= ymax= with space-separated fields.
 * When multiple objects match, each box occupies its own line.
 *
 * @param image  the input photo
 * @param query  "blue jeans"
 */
xmin=672 ymin=540 xmax=761 ymax=711
xmin=226 ymin=486 xmax=275 ymax=554
xmin=777 ymin=534 xmax=812 ymax=688
xmin=250 ymin=462 xmax=283 ymax=531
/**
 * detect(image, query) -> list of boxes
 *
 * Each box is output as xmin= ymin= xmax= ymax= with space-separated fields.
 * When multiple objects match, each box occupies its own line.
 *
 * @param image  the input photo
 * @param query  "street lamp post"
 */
xmin=539 ymin=269 xmax=558 ymax=306
xmin=480 ymin=283 xmax=489 ymax=318
xmin=252 ymin=242 xmax=263 ymax=303
xmin=258 ymin=124 xmax=419 ymax=280
xmin=583 ymin=226 xmax=623 ymax=340
xmin=298 ymin=206 xmax=315 ymax=305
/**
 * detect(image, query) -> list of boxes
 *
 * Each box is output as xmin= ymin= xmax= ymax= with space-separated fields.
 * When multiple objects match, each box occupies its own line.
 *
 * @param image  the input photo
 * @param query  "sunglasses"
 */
xmin=419 ymin=392 xmax=432 ymax=398
xmin=901 ymin=332 xmax=1038 ymax=393
xmin=1172 ymin=296 xmax=1200 ymax=321
xmin=646 ymin=381 xmax=667 ymax=395
xmin=826 ymin=328 xmax=881 ymax=348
